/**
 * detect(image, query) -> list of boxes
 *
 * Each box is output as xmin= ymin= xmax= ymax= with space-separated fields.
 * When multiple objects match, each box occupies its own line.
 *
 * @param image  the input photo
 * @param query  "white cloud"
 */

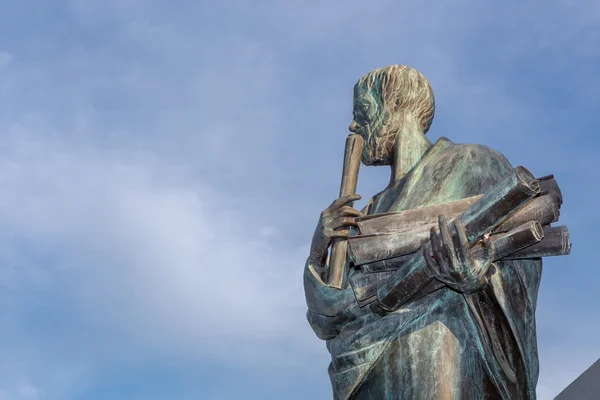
xmin=18 ymin=382 xmax=39 ymax=399
xmin=0 ymin=127 xmax=313 ymax=363
xmin=0 ymin=51 xmax=12 ymax=69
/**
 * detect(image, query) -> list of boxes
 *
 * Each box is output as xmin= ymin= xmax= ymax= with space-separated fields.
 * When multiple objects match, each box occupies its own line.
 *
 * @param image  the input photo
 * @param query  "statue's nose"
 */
xmin=349 ymin=120 xmax=358 ymax=132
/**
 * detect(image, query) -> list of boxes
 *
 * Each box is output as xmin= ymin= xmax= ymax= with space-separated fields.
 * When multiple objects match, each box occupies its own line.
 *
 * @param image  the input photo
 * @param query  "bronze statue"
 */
xmin=304 ymin=65 xmax=570 ymax=399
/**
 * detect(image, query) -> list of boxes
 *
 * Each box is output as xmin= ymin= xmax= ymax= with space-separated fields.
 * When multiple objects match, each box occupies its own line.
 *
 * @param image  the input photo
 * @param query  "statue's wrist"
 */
xmin=309 ymin=238 xmax=329 ymax=265
xmin=308 ymin=248 xmax=327 ymax=267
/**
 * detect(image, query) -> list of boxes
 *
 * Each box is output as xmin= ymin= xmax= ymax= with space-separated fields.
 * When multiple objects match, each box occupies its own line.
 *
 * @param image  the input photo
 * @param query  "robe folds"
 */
xmin=304 ymin=137 xmax=542 ymax=400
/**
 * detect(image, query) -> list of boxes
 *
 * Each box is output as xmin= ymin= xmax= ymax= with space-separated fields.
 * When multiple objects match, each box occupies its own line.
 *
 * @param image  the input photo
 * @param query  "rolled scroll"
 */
xmin=538 ymin=174 xmax=563 ymax=208
xmin=486 ymin=220 xmax=545 ymax=260
xmin=327 ymin=133 xmax=364 ymax=289
xmin=503 ymin=225 xmax=571 ymax=259
xmin=492 ymin=194 xmax=559 ymax=234
xmin=348 ymin=225 xmax=434 ymax=266
xmin=356 ymin=195 xmax=483 ymax=235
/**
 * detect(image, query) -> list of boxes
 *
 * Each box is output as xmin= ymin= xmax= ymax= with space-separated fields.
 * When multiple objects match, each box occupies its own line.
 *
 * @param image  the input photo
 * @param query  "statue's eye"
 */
xmin=354 ymin=101 xmax=373 ymax=121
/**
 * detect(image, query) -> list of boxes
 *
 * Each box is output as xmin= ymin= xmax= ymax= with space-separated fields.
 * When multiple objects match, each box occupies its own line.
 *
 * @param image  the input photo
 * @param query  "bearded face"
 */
xmin=350 ymin=85 xmax=398 ymax=166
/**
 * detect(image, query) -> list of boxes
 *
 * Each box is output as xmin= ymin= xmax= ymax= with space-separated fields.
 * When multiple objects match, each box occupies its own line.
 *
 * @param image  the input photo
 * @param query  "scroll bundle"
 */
xmin=346 ymin=167 xmax=570 ymax=311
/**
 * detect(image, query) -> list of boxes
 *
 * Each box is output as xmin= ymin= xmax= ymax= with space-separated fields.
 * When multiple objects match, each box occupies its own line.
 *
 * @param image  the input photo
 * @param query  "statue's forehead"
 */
xmin=353 ymin=83 xmax=382 ymax=114
xmin=353 ymin=84 xmax=376 ymax=104
xmin=353 ymin=83 xmax=369 ymax=98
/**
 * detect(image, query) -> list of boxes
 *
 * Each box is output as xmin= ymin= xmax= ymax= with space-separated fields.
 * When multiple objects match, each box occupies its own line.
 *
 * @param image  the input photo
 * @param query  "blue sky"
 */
xmin=0 ymin=0 xmax=598 ymax=399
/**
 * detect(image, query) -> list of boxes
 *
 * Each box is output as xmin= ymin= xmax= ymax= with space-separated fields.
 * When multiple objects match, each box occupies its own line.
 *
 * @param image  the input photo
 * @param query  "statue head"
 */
xmin=349 ymin=65 xmax=435 ymax=166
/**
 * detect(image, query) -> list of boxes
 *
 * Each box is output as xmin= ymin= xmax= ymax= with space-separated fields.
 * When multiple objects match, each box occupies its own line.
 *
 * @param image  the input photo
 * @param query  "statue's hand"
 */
xmin=309 ymin=194 xmax=363 ymax=266
xmin=424 ymin=215 xmax=495 ymax=294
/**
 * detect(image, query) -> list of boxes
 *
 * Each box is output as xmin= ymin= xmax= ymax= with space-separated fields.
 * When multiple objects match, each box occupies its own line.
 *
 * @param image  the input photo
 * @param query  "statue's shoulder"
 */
xmin=414 ymin=137 xmax=514 ymax=198
xmin=431 ymin=137 xmax=512 ymax=171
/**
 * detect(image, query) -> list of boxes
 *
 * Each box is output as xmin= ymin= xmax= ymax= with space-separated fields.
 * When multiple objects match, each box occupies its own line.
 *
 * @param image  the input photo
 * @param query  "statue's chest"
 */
xmin=368 ymin=173 xmax=448 ymax=216
xmin=368 ymin=180 xmax=408 ymax=215
xmin=368 ymin=148 xmax=476 ymax=216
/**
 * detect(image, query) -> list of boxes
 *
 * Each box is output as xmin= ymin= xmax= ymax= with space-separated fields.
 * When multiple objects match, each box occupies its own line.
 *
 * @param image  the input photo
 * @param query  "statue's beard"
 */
xmin=361 ymin=125 xmax=397 ymax=166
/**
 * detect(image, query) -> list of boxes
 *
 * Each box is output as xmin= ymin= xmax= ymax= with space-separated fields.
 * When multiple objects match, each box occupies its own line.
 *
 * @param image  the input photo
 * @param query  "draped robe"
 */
xmin=304 ymin=137 xmax=542 ymax=399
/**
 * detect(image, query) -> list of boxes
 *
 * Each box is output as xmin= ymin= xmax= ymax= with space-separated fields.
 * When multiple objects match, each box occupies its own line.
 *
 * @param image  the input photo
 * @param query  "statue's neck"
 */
xmin=389 ymin=120 xmax=431 ymax=185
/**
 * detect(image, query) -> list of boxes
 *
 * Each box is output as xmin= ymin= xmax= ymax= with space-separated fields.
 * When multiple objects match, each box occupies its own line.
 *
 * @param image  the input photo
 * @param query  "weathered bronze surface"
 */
xmin=304 ymin=65 xmax=571 ymax=399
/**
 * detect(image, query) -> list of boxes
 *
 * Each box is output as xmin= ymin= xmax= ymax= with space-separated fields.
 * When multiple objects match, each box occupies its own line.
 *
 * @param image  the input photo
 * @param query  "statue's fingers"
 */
xmin=429 ymin=235 xmax=460 ymax=287
xmin=454 ymin=220 xmax=472 ymax=275
xmin=328 ymin=194 xmax=362 ymax=211
xmin=338 ymin=206 xmax=363 ymax=218
xmin=429 ymin=226 xmax=437 ymax=249
xmin=424 ymin=236 xmax=439 ymax=274
xmin=430 ymin=226 xmax=448 ymax=268
xmin=332 ymin=217 xmax=358 ymax=230
xmin=330 ymin=229 xmax=350 ymax=239
xmin=438 ymin=215 xmax=459 ymax=269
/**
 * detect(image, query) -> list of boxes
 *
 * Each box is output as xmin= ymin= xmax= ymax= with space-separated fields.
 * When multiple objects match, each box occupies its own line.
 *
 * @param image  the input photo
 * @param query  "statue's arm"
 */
xmin=303 ymin=194 xmax=365 ymax=340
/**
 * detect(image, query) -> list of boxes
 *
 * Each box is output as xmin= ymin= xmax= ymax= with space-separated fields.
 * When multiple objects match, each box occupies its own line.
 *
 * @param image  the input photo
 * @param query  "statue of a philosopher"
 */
xmin=304 ymin=65 xmax=543 ymax=399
